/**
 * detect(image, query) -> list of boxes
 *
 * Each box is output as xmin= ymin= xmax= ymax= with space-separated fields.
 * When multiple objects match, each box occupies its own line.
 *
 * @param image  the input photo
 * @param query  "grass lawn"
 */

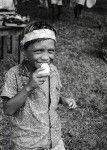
xmin=0 ymin=6 xmax=107 ymax=150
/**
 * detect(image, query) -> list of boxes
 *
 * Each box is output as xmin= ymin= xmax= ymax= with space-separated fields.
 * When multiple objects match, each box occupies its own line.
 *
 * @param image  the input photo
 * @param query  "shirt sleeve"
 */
xmin=1 ymin=68 xmax=18 ymax=99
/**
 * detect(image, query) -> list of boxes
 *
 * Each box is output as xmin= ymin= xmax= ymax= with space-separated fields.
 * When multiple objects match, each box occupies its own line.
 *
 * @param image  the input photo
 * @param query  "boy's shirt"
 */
xmin=1 ymin=60 xmax=62 ymax=149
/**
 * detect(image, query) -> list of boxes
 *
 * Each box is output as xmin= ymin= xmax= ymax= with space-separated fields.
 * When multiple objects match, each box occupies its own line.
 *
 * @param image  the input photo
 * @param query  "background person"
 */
xmin=0 ymin=0 xmax=17 ymax=11
xmin=74 ymin=0 xmax=86 ymax=19
xmin=50 ymin=0 xmax=63 ymax=21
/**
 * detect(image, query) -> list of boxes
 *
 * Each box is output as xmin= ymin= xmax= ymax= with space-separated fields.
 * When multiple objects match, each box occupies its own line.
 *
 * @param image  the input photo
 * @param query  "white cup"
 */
xmin=38 ymin=63 xmax=50 ymax=76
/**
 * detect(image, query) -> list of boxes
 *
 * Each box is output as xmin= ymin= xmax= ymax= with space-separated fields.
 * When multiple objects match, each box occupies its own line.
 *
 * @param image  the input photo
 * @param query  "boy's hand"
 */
xmin=65 ymin=98 xmax=77 ymax=109
xmin=27 ymin=68 xmax=49 ymax=91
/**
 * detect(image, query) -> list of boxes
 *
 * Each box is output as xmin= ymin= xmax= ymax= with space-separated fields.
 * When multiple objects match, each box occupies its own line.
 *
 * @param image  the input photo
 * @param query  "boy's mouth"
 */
xmin=36 ymin=61 xmax=50 ymax=65
xmin=34 ymin=62 xmax=50 ymax=68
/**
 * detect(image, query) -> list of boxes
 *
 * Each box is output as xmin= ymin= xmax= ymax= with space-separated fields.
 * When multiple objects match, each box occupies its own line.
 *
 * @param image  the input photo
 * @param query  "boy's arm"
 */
xmin=54 ymin=66 xmax=77 ymax=109
xmin=1 ymin=68 xmax=33 ymax=115
xmin=1 ymin=67 xmax=46 ymax=116
xmin=2 ymin=85 xmax=32 ymax=115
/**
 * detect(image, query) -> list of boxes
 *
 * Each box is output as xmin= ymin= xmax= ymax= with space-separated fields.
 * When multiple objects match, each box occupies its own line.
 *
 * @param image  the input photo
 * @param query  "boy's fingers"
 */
xmin=33 ymin=68 xmax=44 ymax=74
xmin=68 ymin=99 xmax=77 ymax=108
xmin=37 ymin=73 xmax=49 ymax=78
xmin=34 ymin=68 xmax=44 ymax=75
xmin=37 ymin=68 xmax=45 ymax=72
xmin=39 ymin=80 xmax=45 ymax=85
xmin=33 ymin=69 xmax=48 ymax=78
xmin=72 ymin=103 xmax=77 ymax=108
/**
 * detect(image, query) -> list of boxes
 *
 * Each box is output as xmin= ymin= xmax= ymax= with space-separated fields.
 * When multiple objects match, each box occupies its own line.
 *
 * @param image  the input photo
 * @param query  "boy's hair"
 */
xmin=22 ymin=21 xmax=56 ymax=49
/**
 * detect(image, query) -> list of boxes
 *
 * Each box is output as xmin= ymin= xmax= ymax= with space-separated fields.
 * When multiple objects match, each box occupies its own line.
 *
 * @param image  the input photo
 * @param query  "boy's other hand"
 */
xmin=65 ymin=98 xmax=77 ymax=109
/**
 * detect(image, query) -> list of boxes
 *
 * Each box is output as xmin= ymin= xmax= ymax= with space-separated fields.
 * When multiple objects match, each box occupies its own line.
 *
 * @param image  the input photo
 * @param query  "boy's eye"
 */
xmin=34 ymin=49 xmax=44 ymax=53
xmin=33 ymin=49 xmax=55 ymax=54
xmin=48 ymin=49 xmax=55 ymax=53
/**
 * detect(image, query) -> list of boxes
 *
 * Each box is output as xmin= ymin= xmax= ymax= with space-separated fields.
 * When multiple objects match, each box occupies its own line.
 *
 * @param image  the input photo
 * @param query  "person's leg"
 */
xmin=57 ymin=5 xmax=62 ymax=20
xmin=78 ymin=4 xmax=83 ymax=16
xmin=74 ymin=3 xmax=78 ymax=18
xmin=76 ymin=4 xmax=81 ymax=18
xmin=51 ymin=4 xmax=56 ymax=21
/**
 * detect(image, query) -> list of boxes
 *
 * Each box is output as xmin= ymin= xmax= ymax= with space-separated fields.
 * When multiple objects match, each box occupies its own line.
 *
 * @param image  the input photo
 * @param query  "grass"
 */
xmin=0 ymin=7 xmax=107 ymax=150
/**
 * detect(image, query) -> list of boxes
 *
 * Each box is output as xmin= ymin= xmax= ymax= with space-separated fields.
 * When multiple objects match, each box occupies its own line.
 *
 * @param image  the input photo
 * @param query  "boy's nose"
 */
xmin=42 ymin=53 xmax=50 ymax=61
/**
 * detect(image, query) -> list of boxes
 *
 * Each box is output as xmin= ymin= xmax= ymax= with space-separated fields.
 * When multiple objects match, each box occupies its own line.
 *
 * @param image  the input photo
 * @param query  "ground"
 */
xmin=0 ymin=5 xmax=107 ymax=150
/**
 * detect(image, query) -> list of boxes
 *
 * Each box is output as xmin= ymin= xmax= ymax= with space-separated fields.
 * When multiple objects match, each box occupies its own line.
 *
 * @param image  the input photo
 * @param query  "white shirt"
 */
xmin=76 ymin=0 xmax=86 ymax=6
xmin=0 ymin=0 xmax=15 ymax=10
xmin=51 ymin=0 xmax=62 ymax=5
xmin=86 ymin=0 xmax=96 ymax=8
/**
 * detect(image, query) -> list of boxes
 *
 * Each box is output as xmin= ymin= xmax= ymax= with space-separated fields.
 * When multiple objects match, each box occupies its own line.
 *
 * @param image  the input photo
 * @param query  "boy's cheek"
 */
xmin=33 ymin=54 xmax=40 ymax=60
xmin=50 ymin=54 xmax=55 ymax=60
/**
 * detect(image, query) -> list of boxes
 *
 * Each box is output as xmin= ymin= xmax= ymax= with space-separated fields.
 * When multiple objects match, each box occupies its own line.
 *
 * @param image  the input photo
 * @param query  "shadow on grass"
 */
xmin=84 ymin=49 xmax=107 ymax=63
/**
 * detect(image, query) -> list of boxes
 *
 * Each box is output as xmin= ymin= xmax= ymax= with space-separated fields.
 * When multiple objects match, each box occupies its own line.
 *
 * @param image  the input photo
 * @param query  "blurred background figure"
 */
xmin=51 ymin=0 xmax=63 ymax=21
xmin=74 ymin=0 xmax=85 ymax=19
xmin=0 ymin=0 xmax=17 ymax=11
xmin=73 ymin=0 xmax=96 ymax=19
xmin=39 ymin=0 xmax=48 ymax=8
xmin=86 ymin=0 xmax=96 ymax=8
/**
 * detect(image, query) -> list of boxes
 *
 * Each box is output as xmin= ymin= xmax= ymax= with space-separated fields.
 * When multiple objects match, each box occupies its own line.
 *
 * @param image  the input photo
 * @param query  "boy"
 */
xmin=1 ymin=21 xmax=77 ymax=150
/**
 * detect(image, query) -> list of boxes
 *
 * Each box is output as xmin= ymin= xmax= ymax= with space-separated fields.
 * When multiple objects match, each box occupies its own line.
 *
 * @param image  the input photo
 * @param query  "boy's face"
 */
xmin=25 ymin=39 xmax=55 ymax=69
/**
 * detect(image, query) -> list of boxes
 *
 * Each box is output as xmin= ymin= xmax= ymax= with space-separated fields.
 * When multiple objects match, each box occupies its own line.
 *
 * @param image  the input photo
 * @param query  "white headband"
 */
xmin=21 ymin=29 xmax=56 ymax=45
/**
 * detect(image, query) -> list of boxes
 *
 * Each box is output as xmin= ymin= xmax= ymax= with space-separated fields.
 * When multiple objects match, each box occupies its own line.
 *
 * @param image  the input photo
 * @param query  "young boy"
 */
xmin=1 ymin=21 xmax=77 ymax=150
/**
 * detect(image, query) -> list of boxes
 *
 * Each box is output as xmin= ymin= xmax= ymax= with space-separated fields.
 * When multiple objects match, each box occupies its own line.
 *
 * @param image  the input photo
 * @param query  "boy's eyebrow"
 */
xmin=33 ymin=49 xmax=55 ymax=52
xmin=33 ymin=49 xmax=44 ymax=52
